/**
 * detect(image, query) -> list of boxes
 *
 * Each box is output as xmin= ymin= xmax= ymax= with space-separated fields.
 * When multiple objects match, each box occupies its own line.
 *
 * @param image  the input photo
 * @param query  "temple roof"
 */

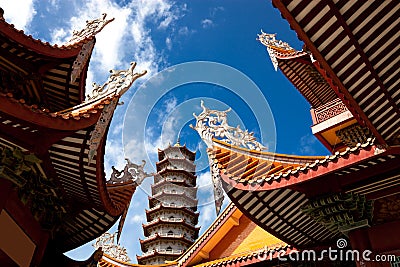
xmin=271 ymin=0 xmax=400 ymax=145
xmin=210 ymin=137 xmax=400 ymax=248
xmin=210 ymin=139 xmax=325 ymax=186
xmin=0 ymin=13 xmax=114 ymax=111
xmin=0 ymin=16 xmax=146 ymax=250
xmin=211 ymin=138 xmax=377 ymax=190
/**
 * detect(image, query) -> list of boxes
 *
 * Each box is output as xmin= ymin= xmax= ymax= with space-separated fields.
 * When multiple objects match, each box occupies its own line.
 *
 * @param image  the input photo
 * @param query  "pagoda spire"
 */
xmin=174 ymin=137 xmax=181 ymax=147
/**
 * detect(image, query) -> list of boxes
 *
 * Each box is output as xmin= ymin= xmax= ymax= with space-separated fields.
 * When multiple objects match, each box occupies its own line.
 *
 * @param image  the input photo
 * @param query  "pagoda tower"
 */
xmin=137 ymin=141 xmax=200 ymax=265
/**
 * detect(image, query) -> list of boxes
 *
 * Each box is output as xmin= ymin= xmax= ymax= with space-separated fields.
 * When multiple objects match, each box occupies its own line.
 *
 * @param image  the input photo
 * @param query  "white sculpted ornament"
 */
xmin=190 ymin=101 xmax=266 ymax=215
xmin=108 ymin=158 xmax=154 ymax=185
xmin=257 ymin=31 xmax=296 ymax=71
xmin=87 ymin=62 xmax=147 ymax=164
xmin=190 ymin=100 xmax=266 ymax=151
xmin=93 ymin=232 xmax=130 ymax=262
xmin=66 ymin=13 xmax=114 ymax=45
xmin=86 ymin=62 xmax=147 ymax=101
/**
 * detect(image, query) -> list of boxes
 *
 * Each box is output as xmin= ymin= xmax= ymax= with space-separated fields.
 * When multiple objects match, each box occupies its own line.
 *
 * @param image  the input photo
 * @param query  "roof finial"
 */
xmin=174 ymin=137 xmax=181 ymax=147
xmin=257 ymin=31 xmax=296 ymax=71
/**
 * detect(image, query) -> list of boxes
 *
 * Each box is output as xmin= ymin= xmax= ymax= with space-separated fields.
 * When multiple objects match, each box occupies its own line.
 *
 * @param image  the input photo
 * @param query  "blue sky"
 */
xmin=2 ymin=0 xmax=329 ymax=262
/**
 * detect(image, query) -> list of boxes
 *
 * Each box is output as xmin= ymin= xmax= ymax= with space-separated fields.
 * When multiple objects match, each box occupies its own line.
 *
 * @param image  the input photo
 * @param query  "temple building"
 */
xmin=0 ymin=9 xmax=146 ymax=266
xmin=138 ymin=142 xmax=200 ymax=265
xmin=4 ymin=0 xmax=399 ymax=266
xmin=86 ymin=1 xmax=400 ymax=267
xmin=189 ymin=1 xmax=400 ymax=267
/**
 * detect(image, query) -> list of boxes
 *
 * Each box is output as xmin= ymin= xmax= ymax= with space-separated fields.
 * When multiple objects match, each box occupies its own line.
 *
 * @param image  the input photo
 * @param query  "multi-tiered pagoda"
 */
xmin=137 ymin=142 xmax=200 ymax=265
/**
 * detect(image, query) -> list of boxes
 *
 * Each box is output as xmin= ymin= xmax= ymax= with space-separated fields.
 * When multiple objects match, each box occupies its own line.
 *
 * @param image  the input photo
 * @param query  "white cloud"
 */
xmin=178 ymin=26 xmax=189 ymax=35
xmin=130 ymin=214 xmax=145 ymax=224
xmin=210 ymin=6 xmax=224 ymax=17
xmin=197 ymin=171 xmax=212 ymax=192
xmin=50 ymin=27 xmax=67 ymax=44
xmin=198 ymin=194 xmax=216 ymax=228
xmin=299 ymin=134 xmax=318 ymax=155
xmin=1 ymin=0 xmax=36 ymax=31
xmin=165 ymin=37 xmax=172 ymax=50
xmin=201 ymin=19 xmax=213 ymax=28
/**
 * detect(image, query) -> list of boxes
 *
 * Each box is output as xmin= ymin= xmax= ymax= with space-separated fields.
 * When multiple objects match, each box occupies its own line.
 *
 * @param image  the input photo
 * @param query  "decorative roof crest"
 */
xmin=93 ymin=232 xmax=130 ymax=262
xmin=257 ymin=31 xmax=295 ymax=71
xmin=108 ymin=158 xmax=154 ymax=185
xmin=190 ymin=100 xmax=266 ymax=151
xmin=86 ymin=62 xmax=147 ymax=101
xmin=66 ymin=13 xmax=114 ymax=45
xmin=257 ymin=30 xmax=295 ymax=52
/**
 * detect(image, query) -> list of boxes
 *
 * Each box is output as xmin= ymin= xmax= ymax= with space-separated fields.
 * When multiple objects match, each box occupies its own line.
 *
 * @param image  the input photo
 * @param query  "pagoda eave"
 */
xmin=145 ymin=206 xmax=199 ymax=223
xmin=149 ymin=192 xmax=198 ymax=206
xmin=140 ymin=235 xmax=194 ymax=251
xmin=143 ymin=220 xmax=200 ymax=237
xmin=158 ymin=145 xmax=196 ymax=161
xmin=157 ymin=168 xmax=197 ymax=179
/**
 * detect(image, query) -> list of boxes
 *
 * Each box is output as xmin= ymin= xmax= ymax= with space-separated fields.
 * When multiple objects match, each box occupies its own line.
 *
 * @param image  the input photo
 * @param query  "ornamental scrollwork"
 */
xmin=208 ymin=150 xmax=224 ymax=215
xmin=257 ymin=31 xmax=295 ymax=52
xmin=93 ymin=232 xmax=130 ymax=262
xmin=88 ymin=98 xmax=119 ymax=164
xmin=257 ymin=31 xmax=295 ymax=71
xmin=66 ymin=13 xmax=114 ymax=45
xmin=86 ymin=62 xmax=147 ymax=101
xmin=71 ymin=40 xmax=95 ymax=83
xmin=108 ymin=158 xmax=154 ymax=185
xmin=190 ymin=100 xmax=266 ymax=151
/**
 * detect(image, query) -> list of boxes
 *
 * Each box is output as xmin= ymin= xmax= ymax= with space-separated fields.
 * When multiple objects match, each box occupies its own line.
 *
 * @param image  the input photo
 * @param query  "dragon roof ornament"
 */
xmin=190 ymin=100 xmax=266 ymax=151
xmin=257 ymin=31 xmax=296 ymax=71
xmin=66 ymin=13 xmax=114 ymax=45
xmin=86 ymin=62 xmax=147 ymax=101
xmin=87 ymin=62 xmax=146 ymax=164
xmin=93 ymin=232 xmax=130 ymax=262
xmin=191 ymin=101 xmax=266 ymax=215
xmin=108 ymin=158 xmax=154 ymax=185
